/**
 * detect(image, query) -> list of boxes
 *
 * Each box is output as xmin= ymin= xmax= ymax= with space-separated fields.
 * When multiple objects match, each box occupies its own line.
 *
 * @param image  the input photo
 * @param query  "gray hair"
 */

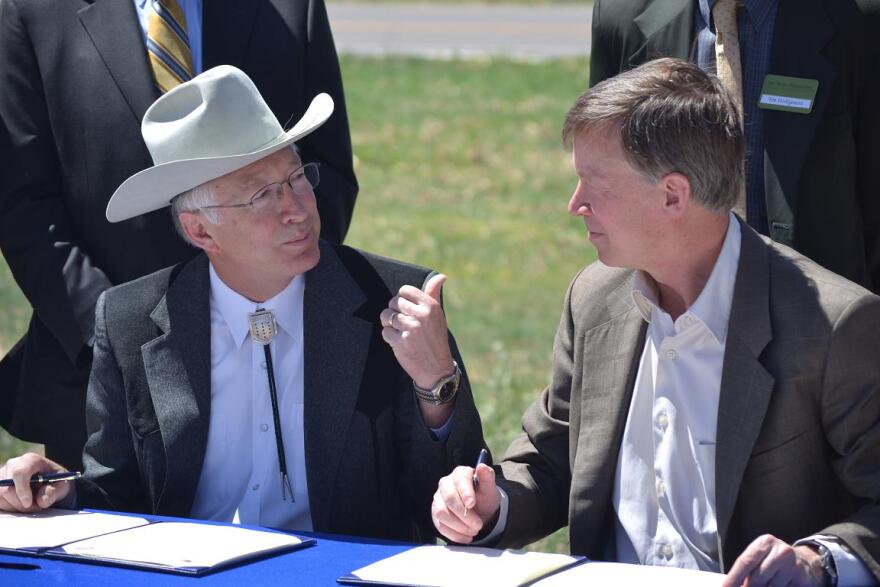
xmin=170 ymin=182 xmax=219 ymax=246
xmin=169 ymin=144 xmax=301 ymax=245
xmin=562 ymin=58 xmax=744 ymax=213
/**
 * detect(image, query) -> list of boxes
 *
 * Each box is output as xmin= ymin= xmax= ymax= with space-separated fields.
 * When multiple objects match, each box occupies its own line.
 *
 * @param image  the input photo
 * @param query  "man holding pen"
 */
xmin=426 ymin=59 xmax=880 ymax=586
xmin=0 ymin=65 xmax=485 ymax=542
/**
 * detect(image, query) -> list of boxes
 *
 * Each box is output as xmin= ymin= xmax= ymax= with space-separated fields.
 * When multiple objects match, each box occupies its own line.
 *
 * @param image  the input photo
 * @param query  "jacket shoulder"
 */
xmin=567 ymin=261 xmax=637 ymax=325
xmin=332 ymin=244 xmax=435 ymax=294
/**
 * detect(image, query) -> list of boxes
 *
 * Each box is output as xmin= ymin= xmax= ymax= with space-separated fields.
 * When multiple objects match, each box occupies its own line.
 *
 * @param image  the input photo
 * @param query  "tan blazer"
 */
xmin=494 ymin=220 xmax=880 ymax=579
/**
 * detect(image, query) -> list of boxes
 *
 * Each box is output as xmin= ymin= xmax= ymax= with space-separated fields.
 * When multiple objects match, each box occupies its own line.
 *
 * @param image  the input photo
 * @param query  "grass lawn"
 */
xmin=0 ymin=55 xmax=596 ymax=553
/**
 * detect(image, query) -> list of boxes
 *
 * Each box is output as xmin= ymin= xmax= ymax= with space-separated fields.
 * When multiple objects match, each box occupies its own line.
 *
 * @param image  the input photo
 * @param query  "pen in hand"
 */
xmin=0 ymin=471 xmax=81 ymax=487
xmin=465 ymin=449 xmax=489 ymax=518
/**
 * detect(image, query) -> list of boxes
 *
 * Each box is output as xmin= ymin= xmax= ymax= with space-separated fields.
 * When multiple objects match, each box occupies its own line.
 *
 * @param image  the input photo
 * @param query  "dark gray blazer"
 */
xmin=0 ymin=0 xmax=358 ymax=459
xmin=493 ymin=221 xmax=880 ymax=579
xmin=589 ymin=0 xmax=880 ymax=293
xmin=76 ymin=242 xmax=485 ymax=542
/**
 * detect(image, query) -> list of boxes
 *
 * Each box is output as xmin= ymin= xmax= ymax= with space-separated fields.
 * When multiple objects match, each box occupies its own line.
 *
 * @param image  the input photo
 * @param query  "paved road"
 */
xmin=327 ymin=3 xmax=593 ymax=60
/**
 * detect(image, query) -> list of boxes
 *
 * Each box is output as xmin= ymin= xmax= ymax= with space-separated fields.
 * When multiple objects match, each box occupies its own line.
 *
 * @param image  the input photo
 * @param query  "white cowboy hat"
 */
xmin=106 ymin=64 xmax=334 ymax=222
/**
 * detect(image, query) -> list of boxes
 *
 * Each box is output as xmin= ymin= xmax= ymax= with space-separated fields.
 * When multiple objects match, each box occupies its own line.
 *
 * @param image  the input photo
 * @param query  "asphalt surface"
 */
xmin=327 ymin=3 xmax=593 ymax=60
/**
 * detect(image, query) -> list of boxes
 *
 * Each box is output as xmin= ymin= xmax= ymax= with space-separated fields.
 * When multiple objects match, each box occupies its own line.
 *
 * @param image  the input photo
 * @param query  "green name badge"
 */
xmin=758 ymin=75 xmax=819 ymax=114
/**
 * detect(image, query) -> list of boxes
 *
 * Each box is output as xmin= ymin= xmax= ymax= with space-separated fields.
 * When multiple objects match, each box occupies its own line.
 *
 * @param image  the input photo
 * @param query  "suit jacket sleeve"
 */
xmin=394 ymin=324 xmax=486 ymax=537
xmin=818 ymin=293 xmax=880 ymax=579
xmin=589 ymin=0 xmax=615 ymax=87
xmin=75 ymin=291 xmax=150 ymax=513
xmin=0 ymin=0 xmax=111 ymax=362
xmin=858 ymin=5 xmax=880 ymax=292
xmin=300 ymin=0 xmax=358 ymax=244
xmin=492 ymin=277 xmax=580 ymax=549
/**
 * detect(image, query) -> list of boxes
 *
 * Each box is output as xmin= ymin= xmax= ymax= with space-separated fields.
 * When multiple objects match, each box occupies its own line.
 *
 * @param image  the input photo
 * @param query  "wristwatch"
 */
xmin=413 ymin=361 xmax=461 ymax=405
xmin=815 ymin=543 xmax=838 ymax=587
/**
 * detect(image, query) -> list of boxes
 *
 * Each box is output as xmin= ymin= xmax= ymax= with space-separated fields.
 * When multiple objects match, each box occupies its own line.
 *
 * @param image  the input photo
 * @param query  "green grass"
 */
xmin=340 ymin=56 xmax=593 ymax=552
xmin=0 ymin=55 xmax=596 ymax=553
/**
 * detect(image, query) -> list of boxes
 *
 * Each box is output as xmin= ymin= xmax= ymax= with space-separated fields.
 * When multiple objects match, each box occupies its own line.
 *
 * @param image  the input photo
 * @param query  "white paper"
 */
xmin=533 ymin=561 xmax=725 ymax=587
xmin=348 ymin=545 xmax=581 ymax=587
xmin=59 ymin=521 xmax=303 ymax=570
xmin=0 ymin=509 xmax=150 ymax=549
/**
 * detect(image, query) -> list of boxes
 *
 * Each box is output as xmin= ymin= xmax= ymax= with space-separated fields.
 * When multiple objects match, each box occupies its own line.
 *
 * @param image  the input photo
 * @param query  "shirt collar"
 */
xmin=631 ymin=213 xmax=741 ymax=343
xmin=209 ymin=264 xmax=305 ymax=349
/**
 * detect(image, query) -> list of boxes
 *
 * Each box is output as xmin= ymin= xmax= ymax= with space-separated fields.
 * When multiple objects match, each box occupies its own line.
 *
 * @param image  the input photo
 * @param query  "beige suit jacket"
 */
xmin=494 ymin=220 xmax=880 ymax=578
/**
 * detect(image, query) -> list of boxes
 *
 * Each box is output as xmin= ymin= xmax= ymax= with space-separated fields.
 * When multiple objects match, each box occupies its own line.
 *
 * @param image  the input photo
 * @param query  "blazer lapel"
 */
xmin=141 ymin=256 xmax=212 ymax=517
xmin=714 ymin=224 xmax=774 ymax=570
xmin=630 ymin=0 xmax=695 ymax=67
xmin=571 ymin=275 xmax=648 ymax=556
xmin=302 ymin=242 xmax=372 ymax=531
xmin=202 ymin=0 xmax=259 ymax=70
xmin=762 ymin=0 xmax=836 ymax=245
xmin=78 ymin=0 xmax=158 ymax=124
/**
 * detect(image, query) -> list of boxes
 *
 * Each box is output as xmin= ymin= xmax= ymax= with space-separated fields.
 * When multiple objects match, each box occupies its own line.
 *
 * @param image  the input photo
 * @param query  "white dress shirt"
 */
xmin=612 ymin=214 xmax=742 ymax=571
xmin=190 ymin=264 xmax=312 ymax=531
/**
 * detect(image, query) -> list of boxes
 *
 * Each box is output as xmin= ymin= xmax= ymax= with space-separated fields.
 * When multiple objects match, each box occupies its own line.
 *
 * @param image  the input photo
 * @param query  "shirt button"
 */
xmin=656 ymin=412 xmax=669 ymax=431
xmin=251 ymin=484 xmax=260 ymax=491
xmin=665 ymin=349 xmax=677 ymax=360
xmin=260 ymin=423 xmax=269 ymax=432
xmin=657 ymin=481 xmax=666 ymax=497
xmin=260 ymin=361 xmax=267 ymax=370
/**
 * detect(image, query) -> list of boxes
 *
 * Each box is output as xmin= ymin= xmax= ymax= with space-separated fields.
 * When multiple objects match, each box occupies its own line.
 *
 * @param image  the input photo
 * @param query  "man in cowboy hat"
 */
xmin=0 ymin=65 xmax=485 ymax=542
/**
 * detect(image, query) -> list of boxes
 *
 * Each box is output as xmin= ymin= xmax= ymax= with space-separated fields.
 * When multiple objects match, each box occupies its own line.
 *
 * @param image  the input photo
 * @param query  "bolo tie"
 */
xmin=247 ymin=307 xmax=294 ymax=501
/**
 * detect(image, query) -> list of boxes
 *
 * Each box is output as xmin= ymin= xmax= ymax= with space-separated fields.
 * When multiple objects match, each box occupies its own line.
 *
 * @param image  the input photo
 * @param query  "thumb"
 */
xmin=424 ymin=273 xmax=447 ymax=303
xmin=474 ymin=463 xmax=496 ymax=498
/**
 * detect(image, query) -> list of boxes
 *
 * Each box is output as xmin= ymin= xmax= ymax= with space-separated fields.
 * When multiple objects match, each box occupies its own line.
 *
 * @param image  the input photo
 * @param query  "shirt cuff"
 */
xmin=429 ymin=414 xmax=455 ymax=442
xmin=795 ymin=535 xmax=877 ymax=586
xmin=471 ymin=486 xmax=509 ymax=545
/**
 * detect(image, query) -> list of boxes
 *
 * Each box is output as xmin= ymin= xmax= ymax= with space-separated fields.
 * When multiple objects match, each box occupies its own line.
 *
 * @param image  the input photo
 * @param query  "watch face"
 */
xmin=438 ymin=382 xmax=455 ymax=402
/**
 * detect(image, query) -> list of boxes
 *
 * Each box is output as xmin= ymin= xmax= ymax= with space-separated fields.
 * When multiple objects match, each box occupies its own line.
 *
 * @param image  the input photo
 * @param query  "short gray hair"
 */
xmin=170 ymin=182 xmax=219 ymax=246
xmin=562 ymin=58 xmax=744 ymax=213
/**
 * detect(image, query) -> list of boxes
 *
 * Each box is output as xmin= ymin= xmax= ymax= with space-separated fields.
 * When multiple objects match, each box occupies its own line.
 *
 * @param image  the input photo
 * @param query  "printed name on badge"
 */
xmin=758 ymin=74 xmax=819 ymax=114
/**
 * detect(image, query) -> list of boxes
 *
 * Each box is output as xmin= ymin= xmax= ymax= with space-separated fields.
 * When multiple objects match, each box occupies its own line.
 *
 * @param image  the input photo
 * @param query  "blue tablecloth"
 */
xmin=0 ymin=510 xmax=415 ymax=586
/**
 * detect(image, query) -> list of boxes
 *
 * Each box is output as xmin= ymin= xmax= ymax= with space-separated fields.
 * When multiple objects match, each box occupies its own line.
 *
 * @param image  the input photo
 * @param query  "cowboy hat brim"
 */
xmin=106 ymin=92 xmax=334 ymax=223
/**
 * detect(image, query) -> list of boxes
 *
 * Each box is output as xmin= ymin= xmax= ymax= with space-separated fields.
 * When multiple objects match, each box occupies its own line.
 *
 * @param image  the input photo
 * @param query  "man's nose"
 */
xmin=278 ymin=182 xmax=310 ymax=220
xmin=568 ymin=183 xmax=592 ymax=217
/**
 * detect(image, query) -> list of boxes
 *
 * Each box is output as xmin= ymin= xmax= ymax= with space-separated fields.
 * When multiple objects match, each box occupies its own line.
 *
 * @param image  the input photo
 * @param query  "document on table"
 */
xmin=532 ymin=561 xmax=725 ymax=586
xmin=0 ymin=509 xmax=149 ymax=551
xmin=338 ymin=545 xmax=584 ymax=587
xmin=0 ymin=508 xmax=314 ymax=575
xmin=53 ymin=521 xmax=311 ymax=573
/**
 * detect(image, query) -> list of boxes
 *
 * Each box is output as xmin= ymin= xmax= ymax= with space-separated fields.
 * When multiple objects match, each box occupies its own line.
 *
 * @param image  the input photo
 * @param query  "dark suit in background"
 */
xmin=493 ymin=222 xmax=880 ymax=578
xmin=76 ymin=242 xmax=484 ymax=541
xmin=589 ymin=0 xmax=880 ymax=292
xmin=0 ymin=0 xmax=358 ymax=467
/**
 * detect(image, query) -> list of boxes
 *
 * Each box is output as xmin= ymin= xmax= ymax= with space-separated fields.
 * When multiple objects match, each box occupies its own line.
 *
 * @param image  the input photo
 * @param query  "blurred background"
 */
xmin=0 ymin=0 xmax=596 ymax=552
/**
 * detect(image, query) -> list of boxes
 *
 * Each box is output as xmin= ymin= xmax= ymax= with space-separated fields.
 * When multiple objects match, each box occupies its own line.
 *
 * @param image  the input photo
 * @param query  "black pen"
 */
xmin=465 ymin=449 xmax=489 ymax=518
xmin=0 ymin=471 xmax=81 ymax=487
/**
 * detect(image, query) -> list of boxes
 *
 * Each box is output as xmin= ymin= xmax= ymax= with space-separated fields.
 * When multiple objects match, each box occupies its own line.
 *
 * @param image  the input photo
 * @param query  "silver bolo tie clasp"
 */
xmin=247 ymin=307 xmax=294 ymax=501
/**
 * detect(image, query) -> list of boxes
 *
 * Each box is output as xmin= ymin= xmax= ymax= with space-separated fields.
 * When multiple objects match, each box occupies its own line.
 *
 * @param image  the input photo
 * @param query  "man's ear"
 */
xmin=178 ymin=211 xmax=219 ymax=252
xmin=659 ymin=172 xmax=692 ymax=218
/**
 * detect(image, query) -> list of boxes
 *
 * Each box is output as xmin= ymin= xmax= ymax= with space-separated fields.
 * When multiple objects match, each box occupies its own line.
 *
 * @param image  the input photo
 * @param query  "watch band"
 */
xmin=413 ymin=361 xmax=460 ymax=405
xmin=816 ymin=543 xmax=838 ymax=587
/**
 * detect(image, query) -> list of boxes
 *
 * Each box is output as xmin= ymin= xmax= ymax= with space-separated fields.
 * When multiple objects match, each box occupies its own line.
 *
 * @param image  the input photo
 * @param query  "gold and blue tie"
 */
xmin=147 ymin=0 xmax=194 ymax=93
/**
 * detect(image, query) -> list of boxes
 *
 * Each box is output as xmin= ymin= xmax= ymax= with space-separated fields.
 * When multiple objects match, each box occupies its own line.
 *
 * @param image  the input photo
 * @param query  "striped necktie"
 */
xmin=147 ymin=0 xmax=194 ymax=93
xmin=712 ymin=0 xmax=747 ymax=218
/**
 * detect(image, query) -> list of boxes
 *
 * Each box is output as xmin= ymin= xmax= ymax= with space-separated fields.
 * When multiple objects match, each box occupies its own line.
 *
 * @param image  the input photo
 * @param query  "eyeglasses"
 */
xmin=200 ymin=162 xmax=320 ymax=216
